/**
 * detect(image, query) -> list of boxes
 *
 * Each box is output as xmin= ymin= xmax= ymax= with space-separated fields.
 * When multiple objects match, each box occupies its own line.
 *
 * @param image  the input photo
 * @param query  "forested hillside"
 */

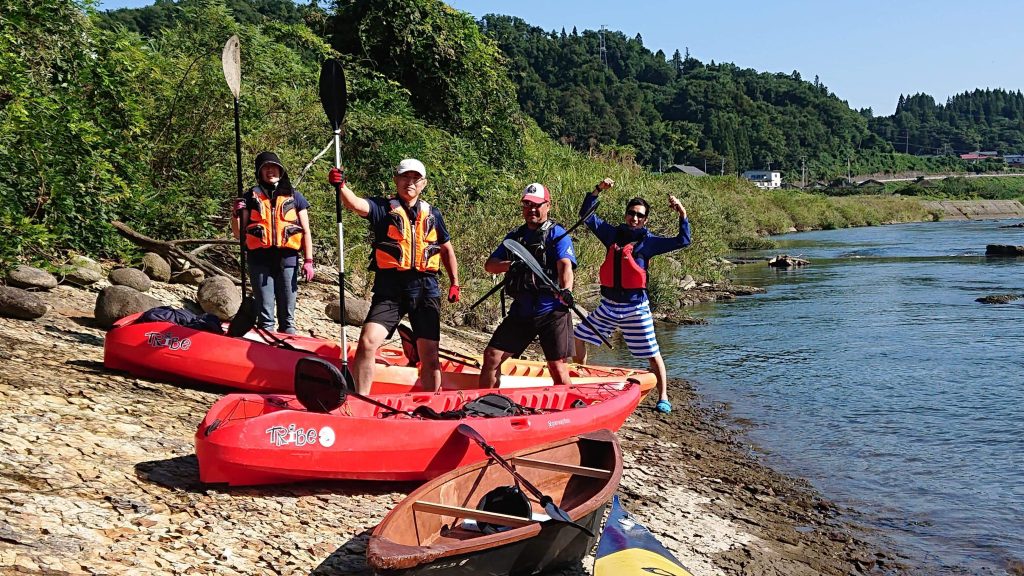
xmin=0 ymin=0 xmax=939 ymax=313
xmin=472 ymin=15 xmax=1021 ymax=179
xmin=869 ymin=90 xmax=1024 ymax=156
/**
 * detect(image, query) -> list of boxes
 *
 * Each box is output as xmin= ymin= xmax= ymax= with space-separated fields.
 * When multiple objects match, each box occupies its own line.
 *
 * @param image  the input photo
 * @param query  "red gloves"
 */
xmin=328 ymin=167 xmax=345 ymax=188
xmin=233 ymin=198 xmax=246 ymax=214
xmin=448 ymin=285 xmax=461 ymax=303
xmin=302 ymin=259 xmax=315 ymax=282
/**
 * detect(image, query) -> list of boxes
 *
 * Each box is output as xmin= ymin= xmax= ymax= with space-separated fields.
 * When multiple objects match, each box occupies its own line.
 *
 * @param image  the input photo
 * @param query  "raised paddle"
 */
xmin=318 ymin=59 xmax=354 ymax=389
xmin=456 ymin=423 xmax=595 ymax=536
xmin=469 ymin=198 xmax=600 ymax=311
xmin=502 ymin=238 xmax=613 ymax=348
xmin=221 ymin=35 xmax=259 ymax=338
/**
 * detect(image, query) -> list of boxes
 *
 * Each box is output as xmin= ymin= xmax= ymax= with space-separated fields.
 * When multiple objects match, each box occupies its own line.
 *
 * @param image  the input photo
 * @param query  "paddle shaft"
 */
xmin=469 ymin=199 xmax=599 ymax=311
xmin=334 ymin=131 xmax=347 ymax=364
xmin=456 ymin=424 xmax=593 ymax=534
xmin=233 ymin=96 xmax=247 ymax=299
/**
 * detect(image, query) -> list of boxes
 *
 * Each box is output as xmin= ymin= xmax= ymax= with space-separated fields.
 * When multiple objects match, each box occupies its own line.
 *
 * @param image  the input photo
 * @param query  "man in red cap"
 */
xmin=478 ymin=183 xmax=577 ymax=387
xmin=329 ymin=158 xmax=460 ymax=394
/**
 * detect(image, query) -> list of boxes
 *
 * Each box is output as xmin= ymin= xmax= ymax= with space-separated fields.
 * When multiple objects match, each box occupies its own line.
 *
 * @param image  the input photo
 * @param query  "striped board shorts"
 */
xmin=573 ymin=298 xmax=660 ymax=358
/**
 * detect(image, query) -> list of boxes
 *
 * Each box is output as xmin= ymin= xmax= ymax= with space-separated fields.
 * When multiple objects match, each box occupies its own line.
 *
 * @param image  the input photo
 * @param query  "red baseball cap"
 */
xmin=521 ymin=183 xmax=550 ymax=204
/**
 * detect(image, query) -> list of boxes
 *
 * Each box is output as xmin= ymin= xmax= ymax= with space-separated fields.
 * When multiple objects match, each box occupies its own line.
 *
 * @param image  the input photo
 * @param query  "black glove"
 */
xmin=507 ymin=260 xmax=526 ymax=275
xmin=557 ymin=288 xmax=574 ymax=307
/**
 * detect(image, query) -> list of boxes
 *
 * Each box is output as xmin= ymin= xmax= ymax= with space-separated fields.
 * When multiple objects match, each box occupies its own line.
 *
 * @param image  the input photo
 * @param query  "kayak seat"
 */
xmin=294 ymin=357 xmax=350 ymax=413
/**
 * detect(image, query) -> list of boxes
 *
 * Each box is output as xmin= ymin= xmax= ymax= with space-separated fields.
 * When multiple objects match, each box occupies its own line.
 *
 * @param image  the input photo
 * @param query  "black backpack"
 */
xmin=475 ymin=485 xmax=531 ymax=534
xmin=463 ymin=393 xmax=530 ymax=417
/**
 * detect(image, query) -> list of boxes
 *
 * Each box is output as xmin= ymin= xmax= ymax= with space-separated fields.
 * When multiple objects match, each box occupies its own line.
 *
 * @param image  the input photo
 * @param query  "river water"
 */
xmin=589 ymin=220 xmax=1024 ymax=574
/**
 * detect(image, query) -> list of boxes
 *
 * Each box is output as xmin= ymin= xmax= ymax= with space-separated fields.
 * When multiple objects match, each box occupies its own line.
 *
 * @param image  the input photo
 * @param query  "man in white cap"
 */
xmin=478 ymin=183 xmax=576 ymax=388
xmin=329 ymin=159 xmax=460 ymax=394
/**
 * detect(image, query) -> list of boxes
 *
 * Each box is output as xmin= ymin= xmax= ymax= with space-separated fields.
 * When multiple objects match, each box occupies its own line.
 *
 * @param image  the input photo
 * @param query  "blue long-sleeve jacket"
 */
xmin=580 ymin=193 xmax=691 ymax=304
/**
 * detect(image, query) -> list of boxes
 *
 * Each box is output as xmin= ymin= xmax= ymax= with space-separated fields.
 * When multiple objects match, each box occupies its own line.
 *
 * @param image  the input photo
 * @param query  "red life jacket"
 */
xmin=599 ymin=241 xmax=646 ymax=290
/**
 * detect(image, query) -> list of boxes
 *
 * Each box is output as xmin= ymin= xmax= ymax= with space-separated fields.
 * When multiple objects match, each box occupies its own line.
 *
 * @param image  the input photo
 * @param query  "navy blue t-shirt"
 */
xmin=364 ymin=197 xmax=451 ymax=299
xmin=244 ymin=188 xmax=310 ymax=267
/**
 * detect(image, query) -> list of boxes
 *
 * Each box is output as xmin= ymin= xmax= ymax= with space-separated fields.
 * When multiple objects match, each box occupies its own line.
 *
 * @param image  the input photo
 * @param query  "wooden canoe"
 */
xmin=367 ymin=430 xmax=622 ymax=575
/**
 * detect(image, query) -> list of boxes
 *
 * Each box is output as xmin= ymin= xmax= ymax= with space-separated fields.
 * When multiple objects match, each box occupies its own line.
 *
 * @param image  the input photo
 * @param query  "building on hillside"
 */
xmin=666 ymin=164 xmax=707 ymax=176
xmin=741 ymin=170 xmax=782 ymax=189
xmin=858 ymin=179 xmax=886 ymax=192
xmin=961 ymin=151 xmax=1001 ymax=161
xmin=1005 ymin=154 xmax=1024 ymax=166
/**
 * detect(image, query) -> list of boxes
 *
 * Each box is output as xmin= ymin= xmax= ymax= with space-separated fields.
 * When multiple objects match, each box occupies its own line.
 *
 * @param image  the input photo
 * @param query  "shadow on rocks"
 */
xmin=312 ymin=530 xmax=372 ymax=575
xmin=45 ymin=325 xmax=103 ymax=347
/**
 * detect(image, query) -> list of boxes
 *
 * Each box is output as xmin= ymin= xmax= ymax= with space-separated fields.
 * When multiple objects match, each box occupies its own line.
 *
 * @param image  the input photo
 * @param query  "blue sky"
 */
xmin=95 ymin=0 xmax=1021 ymax=116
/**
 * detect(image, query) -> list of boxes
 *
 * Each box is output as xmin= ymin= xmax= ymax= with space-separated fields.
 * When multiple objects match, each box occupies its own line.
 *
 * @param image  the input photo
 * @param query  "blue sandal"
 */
xmin=655 ymin=399 xmax=672 ymax=414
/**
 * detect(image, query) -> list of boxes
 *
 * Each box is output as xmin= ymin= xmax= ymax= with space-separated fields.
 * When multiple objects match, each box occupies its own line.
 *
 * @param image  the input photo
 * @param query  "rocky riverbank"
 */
xmin=0 ymin=280 xmax=901 ymax=575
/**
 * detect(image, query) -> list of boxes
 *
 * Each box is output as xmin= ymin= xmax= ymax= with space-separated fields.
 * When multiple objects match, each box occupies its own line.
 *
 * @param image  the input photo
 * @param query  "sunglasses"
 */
xmin=625 ymin=209 xmax=647 ymax=219
xmin=521 ymin=201 xmax=548 ymax=209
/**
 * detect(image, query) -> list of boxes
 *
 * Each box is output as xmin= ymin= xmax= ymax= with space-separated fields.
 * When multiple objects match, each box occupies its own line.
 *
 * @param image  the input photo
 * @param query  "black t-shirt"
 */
xmin=364 ymin=197 xmax=451 ymax=299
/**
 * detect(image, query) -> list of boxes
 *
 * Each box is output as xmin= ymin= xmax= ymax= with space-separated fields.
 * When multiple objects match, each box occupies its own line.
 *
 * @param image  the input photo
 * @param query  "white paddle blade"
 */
xmin=221 ymin=35 xmax=241 ymax=98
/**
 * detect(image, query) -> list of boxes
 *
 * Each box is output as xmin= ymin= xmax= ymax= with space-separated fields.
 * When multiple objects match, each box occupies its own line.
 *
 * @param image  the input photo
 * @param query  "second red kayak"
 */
xmin=195 ymin=382 xmax=641 ymax=486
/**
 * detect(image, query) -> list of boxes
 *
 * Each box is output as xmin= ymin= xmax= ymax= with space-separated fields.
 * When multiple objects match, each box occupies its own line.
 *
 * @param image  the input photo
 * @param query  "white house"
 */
xmin=1005 ymin=154 xmax=1024 ymax=166
xmin=741 ymin=170 xmax=782 ymax=189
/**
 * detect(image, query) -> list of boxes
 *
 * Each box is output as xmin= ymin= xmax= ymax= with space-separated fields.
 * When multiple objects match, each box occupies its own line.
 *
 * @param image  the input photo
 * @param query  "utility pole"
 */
xmin=847 ymin=156 xmax=852 ymax=183
xmin=720 ymin=157 xmax=725 ymax=176
xmin=905 ymin=130 xmax=909 ymax=154
xmin=801 ymin=156 xmax=807 ymax=187
xmin=703 ymin=158 xmax=707 ymax=174
xmin=599 ymin=25 xmax=608 ymax=69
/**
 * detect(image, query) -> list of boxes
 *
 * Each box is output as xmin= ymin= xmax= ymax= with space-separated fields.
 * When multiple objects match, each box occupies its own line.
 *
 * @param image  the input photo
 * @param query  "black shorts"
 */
xmin=364 ymin=294 xmax=441 ymax=341
xmin=487 ymin=309 xmax=572 ymax=361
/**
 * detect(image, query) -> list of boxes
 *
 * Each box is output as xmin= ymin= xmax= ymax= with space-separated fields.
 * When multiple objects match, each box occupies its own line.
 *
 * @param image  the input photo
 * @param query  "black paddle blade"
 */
xmin=542 ymin=498 xmax=594 ymax=536
xmin=456 ymin=423 xmax=488 ymax=446
xmin=226 ymin=295 xmax=257 ymax=337
xmin=318 ymin=59 xmax=347 ymax=131
xmin=395 ymin=323 xmax=420 ymax=367
xmin=502 ymin=239 xmax=557 ymax=290
xmin=294 ymin=357 xmax=349 ymax=413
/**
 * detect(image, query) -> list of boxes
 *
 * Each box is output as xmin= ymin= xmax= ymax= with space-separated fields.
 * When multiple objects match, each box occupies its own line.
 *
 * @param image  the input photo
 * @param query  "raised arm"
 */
xmin=329 ymin=167 xmax=370 ymax=217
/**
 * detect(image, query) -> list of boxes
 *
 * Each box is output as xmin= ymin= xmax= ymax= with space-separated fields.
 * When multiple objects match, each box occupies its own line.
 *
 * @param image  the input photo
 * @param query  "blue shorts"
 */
xmin=573 ymin=298 xmax=660 ymax=358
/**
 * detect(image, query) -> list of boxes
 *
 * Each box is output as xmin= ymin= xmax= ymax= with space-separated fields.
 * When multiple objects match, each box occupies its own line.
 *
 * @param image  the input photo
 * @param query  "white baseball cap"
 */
xmin=521 ymin=183 xmax=550 ymax=204
xmin=395 ymin=158 xmax=426 ymax=178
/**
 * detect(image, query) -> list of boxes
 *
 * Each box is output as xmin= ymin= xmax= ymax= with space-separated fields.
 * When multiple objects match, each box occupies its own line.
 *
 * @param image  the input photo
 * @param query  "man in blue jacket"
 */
xmin=573 ymin=178 xmax=691 ymax=413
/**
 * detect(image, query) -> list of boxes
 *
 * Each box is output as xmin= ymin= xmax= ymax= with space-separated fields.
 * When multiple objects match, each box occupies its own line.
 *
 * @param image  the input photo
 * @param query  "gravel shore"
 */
xmin=0 ymin=282 xmax=900 ymax=575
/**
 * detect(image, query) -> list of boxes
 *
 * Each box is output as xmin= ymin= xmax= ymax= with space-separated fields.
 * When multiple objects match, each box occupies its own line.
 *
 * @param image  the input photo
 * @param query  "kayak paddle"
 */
xmin=317 ymin=58 xmax=355 ymax=389
xmin=456 ymin=423 xmax=595 ymax=536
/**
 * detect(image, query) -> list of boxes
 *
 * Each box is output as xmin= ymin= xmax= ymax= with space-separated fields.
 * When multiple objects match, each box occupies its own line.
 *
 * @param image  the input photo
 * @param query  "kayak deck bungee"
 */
xmin=104 ymin=312 xmax=657 ymax=396
xmin=367 ymin=430 xmax=622 ymax=575
xmin=195 ymin=383 xmax=640 ymax=486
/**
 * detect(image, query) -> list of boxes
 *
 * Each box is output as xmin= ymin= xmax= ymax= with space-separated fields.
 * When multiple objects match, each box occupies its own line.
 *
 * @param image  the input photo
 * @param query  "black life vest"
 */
xmin=504 ymin=220 xmax=556 ymax=298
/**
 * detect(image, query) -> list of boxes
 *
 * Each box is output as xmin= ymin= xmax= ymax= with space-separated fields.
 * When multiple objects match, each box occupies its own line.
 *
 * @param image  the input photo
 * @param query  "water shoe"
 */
xmin=656 ymin=399 xmax=672 ymax=414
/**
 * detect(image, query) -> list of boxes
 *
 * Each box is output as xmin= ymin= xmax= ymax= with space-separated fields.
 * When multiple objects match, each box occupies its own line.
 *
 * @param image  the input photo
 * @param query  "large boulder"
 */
xmin=140 ymin=252 xmax=172 ymax=282
xmin=170 ymin=268 xmax=205 ymax=286
xmin=5 ymin=265 xmax=58 ymax=290
xmin=196 ymin=276 xmax=240 ymax=321
xmin=60 ymin=255 xmax=103 ymax=286
xmin=93 ymin=285 xmax=162 ymax=328
xmin=0 ymin=286 xmax=50 ymax=320
xmin=108 ymin=267 xmax=152 ymax=292
xmin=325 ymin=293 xmax=370 ymax=326
xmin=985 ymin=244 xmax=1024 ymax=256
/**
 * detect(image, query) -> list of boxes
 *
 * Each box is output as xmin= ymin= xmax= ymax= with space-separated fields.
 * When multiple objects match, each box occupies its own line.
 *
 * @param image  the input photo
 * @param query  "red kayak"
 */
xmin=195 ymin=382 xmax=641 ymax=486
xmin=103 ymin=312 xmax=657 ymax=396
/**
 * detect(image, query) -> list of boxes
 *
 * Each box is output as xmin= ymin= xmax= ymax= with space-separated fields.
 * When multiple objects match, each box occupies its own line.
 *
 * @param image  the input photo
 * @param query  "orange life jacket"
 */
xmin=373 ymin=198 xmax=441 ymax=273
xmin=244 ymin=187 xmax=304 ymax=251
xmin=599 ymin=241 xmax=646 ymax=290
